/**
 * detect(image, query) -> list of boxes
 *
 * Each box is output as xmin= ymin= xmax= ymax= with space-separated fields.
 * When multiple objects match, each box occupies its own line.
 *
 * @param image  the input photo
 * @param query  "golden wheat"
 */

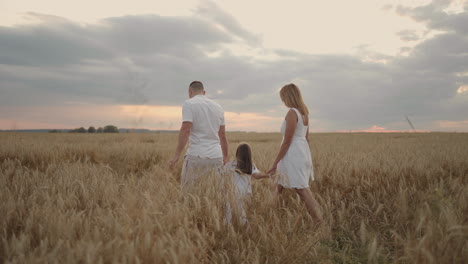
xmin=1 ymin=132 xmax=467 ymax=263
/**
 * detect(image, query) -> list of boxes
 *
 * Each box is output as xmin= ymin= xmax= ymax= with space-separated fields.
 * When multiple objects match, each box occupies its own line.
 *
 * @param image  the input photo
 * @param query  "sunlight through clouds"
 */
xmin=457 ymin=85 xmax=468 ymax=94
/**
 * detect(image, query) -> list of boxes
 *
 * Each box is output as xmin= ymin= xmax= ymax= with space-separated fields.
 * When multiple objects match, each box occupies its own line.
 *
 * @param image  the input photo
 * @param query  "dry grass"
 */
xmin=1 ymin=132 xmax=467 ymax=263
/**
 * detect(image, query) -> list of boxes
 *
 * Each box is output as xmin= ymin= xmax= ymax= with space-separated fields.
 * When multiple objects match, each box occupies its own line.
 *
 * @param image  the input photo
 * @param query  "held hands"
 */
xmin=267 ymin=163 xmax=278 ymax=175
xmin=253 ymin=172 xmax=273 ymax=179
xmin=254 ymin=163 xmax=278 ymax=180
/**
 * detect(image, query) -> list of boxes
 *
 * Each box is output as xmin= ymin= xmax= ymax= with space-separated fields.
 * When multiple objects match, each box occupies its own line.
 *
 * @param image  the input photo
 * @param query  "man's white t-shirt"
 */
xmin=182 ymin=95 xmax=225 ymax=159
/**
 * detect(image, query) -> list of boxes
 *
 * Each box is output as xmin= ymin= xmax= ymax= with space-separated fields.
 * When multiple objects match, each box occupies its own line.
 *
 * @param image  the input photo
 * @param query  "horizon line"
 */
xmin=1 ymin=128 xmax=466 ymax=133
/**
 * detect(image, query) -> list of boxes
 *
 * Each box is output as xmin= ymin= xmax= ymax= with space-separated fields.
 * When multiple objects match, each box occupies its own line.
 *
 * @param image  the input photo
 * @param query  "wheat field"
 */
xmin=0 ymin=132 xmax=467 ymax=263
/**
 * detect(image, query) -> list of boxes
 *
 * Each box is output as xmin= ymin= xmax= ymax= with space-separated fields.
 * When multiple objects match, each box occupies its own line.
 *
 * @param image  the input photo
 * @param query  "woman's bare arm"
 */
xmin=267 ymin=109 xmax=297 ymax=174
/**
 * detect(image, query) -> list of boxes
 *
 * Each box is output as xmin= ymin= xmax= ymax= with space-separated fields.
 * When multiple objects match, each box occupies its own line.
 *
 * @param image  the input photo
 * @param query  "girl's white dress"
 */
xmin=224 ymin=160 xmax=260 ymax=224
xmin=276 ymin=108 xmax=314 ymax=188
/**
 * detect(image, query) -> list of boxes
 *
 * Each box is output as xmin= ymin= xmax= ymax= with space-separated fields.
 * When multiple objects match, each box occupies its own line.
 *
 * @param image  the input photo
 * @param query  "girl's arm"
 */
xmin=267 ymin=109 xmax=297 ymax=174
xmin=252 ymin=173 xmax=271 ymax=179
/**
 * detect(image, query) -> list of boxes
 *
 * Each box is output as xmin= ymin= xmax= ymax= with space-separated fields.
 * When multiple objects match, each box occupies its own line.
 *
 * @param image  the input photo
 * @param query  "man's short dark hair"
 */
xmin=189 ymin=81 xmax=204 ymax=91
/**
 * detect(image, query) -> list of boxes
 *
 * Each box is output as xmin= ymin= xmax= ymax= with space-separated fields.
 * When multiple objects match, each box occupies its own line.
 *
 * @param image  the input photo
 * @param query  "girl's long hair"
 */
xmin=235 ymin=143 xmax=252 ymax=175
xmin=280 ymin=83 xmax=309 ymax=116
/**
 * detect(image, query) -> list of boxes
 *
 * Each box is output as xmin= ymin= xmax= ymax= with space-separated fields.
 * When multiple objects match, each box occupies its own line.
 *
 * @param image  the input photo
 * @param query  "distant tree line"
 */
xmin=49 ymin=125 xmax=119 ymax=133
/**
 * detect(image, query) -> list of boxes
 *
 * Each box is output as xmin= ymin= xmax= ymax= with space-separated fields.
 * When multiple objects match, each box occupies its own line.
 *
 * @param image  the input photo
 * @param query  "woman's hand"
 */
xmin=267 ymin=163 xmax=278 ymax=175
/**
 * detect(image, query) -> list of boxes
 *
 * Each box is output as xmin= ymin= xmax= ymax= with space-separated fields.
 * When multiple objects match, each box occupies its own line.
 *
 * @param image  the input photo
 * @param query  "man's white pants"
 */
xmin=180 ymin=155 xmax=223 ymax=186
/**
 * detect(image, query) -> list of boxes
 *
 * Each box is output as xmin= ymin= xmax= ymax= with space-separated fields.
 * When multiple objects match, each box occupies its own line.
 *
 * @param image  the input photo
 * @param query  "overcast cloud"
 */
xmin=0 ymin=0 xmax=467 ymax=131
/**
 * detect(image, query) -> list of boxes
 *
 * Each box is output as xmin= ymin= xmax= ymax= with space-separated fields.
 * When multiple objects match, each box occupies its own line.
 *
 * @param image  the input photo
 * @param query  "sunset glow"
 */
xmin=438 ymin=120 xmax=468 ymax=129
xmin=0 ymin=104 xmax=286 ymax=131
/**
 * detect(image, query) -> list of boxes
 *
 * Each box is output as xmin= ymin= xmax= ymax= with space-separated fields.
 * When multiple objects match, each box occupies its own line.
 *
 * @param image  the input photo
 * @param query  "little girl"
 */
xmin=224 ymin=143 xmax=270 ymax=225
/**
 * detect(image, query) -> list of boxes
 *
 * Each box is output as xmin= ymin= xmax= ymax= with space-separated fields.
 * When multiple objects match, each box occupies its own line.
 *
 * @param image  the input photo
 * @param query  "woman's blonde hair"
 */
xmin=279 ymin=83 xmax=309 ymax=115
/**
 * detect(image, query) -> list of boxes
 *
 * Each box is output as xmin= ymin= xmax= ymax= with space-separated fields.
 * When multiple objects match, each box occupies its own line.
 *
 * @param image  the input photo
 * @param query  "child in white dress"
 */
xmin=224 ymin=143 xmax=270 ymax=225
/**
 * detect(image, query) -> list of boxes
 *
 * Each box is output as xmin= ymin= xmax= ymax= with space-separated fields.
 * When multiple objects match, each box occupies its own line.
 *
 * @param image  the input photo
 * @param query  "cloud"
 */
xmin=194 ymin=0 xmax=261 ymax=46
xmin=1 ymin=0 xmax=468 ymax=131
xmin=396 ymin=0 xmax=468 ymax=34
xmin=0 ymin=8 xmax=251 ymax=106
xmin=0 ymin=21 xmax=111 ymax=66
xmin=396 ymin=29 xmax=420 ymax=41
xmin=381 ymin=4 xmax=394 ymax=12
xmin=99 ymin=14 xmax=234 ymax=56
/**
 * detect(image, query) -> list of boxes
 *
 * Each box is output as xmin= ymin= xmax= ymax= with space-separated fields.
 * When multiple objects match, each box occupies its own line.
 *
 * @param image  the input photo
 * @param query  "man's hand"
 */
xmin=169 ymin=156 xmax=179 ymax=170
xmin=170 ymin=122 xmax=192 ymax=170
xmin=218 ymin=125 xmax=228 ymax=165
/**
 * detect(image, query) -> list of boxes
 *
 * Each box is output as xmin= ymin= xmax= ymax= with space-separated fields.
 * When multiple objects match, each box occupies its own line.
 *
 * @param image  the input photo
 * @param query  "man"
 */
xmin=169 ymin=81 xmax=228 ymax=185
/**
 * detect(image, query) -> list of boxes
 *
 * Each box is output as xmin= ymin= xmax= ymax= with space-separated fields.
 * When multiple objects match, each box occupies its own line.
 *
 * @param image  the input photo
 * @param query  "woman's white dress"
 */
xmin=276 ymin=108 xmax=314 ymax=188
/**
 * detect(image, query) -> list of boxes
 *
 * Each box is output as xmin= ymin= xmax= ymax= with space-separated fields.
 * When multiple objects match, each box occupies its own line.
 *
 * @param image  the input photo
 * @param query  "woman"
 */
xmin=268 ymin=83 xmax=323 ymax=223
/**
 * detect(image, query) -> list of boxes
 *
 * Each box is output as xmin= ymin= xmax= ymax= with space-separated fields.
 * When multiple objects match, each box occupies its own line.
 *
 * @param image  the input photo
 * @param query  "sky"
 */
xmin=0 ymin=0 xmax=467 ymax=132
